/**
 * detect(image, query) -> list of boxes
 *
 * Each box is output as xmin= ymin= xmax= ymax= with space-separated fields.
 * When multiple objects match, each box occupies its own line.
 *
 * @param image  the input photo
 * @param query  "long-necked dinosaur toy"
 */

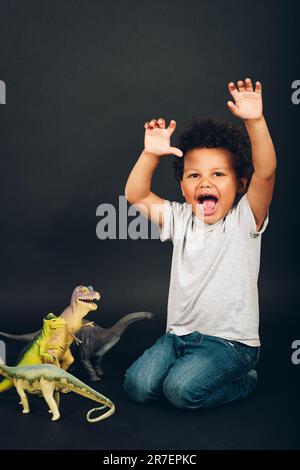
xmin=0 ymin=363 xmax=115 ymax=422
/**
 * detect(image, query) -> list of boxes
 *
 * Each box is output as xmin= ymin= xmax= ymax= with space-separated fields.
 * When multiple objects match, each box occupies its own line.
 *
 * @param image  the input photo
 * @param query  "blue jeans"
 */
xmin=123 ymin=332 xmax=260 ymax=410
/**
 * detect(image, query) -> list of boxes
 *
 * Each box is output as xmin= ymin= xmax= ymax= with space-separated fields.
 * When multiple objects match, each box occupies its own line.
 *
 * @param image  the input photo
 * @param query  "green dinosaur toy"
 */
xmin=0 ymin=314 xmax=70 ymax=393
xmin=0 ymin=363 xmax=115 ymax=422
xmin=0 ymin=285 xmax=100 ymax=393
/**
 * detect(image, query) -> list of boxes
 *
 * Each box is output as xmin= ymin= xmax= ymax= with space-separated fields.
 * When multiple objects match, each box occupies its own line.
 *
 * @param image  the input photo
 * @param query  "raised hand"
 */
xmin=144 ymin=118 xmax=183 ymax=157
xmin=227 ymin=79 xmax=263 ymax=120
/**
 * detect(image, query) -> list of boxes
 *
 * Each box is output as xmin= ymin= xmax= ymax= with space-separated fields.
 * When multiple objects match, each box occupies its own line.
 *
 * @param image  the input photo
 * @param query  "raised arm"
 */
xmin=227 ymin=79 xmax=277 ymax=231
xmin=125 ymin=118 xmax=183 ymax=227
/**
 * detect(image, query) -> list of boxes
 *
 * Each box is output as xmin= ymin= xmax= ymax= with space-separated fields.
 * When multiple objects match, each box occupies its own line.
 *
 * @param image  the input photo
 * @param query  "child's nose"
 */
xmin=199 ymin=179 xmax=213 ymax=188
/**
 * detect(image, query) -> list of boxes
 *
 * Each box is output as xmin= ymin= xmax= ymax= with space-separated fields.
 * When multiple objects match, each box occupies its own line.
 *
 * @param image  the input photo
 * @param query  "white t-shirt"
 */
xmin=159 ymin=193 xmax=269 ymax=347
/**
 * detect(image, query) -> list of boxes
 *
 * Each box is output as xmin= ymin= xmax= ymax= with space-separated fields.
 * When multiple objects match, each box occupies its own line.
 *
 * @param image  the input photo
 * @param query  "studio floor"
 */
xmin=0 ymin=305 xmax=299 ymax=451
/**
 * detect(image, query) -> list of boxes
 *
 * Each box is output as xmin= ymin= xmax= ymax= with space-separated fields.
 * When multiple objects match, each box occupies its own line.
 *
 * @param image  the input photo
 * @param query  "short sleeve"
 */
xmin=159 ymin=200 xmax=174 ymax=242
xmin=158 ymin=200 xmax=191 ymax=242
xmin=236 ymin=193 xmax=269 ymax=238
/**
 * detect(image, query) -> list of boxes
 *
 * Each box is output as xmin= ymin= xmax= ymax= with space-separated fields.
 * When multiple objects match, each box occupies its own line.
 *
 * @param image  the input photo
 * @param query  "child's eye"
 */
xmin=188 ymin=172 xmax=224 ymax=178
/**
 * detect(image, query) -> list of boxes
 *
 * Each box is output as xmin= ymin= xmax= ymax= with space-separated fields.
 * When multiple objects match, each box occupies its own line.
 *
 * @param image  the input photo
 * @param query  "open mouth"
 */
xmin=78 ymin=298 xmax=98 ymax=307
xmin=197 ymin=195 xmax=219 ymax=216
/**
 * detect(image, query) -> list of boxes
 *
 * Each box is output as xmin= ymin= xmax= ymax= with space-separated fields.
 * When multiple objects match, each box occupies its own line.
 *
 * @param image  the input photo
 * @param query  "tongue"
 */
xmin=200 ymin=198 xmax=217 ymax=215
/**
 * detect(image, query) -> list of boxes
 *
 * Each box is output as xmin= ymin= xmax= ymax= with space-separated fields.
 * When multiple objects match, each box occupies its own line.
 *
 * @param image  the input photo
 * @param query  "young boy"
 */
xmin=123 ymin=79 xmax=276 ymax=410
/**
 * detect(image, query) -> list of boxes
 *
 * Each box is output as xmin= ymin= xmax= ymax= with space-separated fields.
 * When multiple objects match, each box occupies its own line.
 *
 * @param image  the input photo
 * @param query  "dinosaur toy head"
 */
xmin=71 ymin=285 xmax=101 ymax=316
xmin=44 ymin=314 xmax=67 ymax=330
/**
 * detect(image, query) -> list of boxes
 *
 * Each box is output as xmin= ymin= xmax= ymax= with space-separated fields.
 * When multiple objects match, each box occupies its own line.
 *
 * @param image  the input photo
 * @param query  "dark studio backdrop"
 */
xmin=0 ymin=0 xmax=299 ymax=451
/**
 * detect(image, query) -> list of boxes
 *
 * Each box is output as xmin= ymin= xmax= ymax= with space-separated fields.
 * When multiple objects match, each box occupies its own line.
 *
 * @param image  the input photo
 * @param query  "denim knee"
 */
xmin=163 ymin=370 xmax=258 ymax=410
xmin=163 ymin=375 xmax=203 ymax=410
xmin=123 ymin=365 xmax=155 ymax=403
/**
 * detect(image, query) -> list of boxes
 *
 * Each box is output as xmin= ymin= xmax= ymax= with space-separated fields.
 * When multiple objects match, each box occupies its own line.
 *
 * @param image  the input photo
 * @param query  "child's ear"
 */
xmin=180 ymin=181 xmax=186 ymax=198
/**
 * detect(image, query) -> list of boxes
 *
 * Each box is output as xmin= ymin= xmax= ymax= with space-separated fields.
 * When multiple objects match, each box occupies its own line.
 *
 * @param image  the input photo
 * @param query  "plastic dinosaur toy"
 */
xmin=0 ymin=363 xmax=115 ymax=422
xmin=55 ymin=285 xmax=100 ymax=371
xmin=73 ymin=311 xmax=158 ymax=381
xmin=0 ymin=285 xmax=100 ymax=342
xmin=0 ymin=311 xmax=158 ymax=382
xmin=0 ymin=314 xmax=69 ymax=393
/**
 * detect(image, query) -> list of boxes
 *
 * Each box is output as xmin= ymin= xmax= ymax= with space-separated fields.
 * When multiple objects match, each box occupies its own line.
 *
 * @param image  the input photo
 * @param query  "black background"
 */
xmin=0 ymin=0 xmax=299 ymax=450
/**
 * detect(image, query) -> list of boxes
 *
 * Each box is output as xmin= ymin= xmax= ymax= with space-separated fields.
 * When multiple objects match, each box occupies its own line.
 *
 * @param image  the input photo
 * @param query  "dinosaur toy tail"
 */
xmin=87 ymin=404 xmax=115 ymax=422
xmin=56 ymin=369 xmax=115 ymax=422
xmin=0 ymin=330 xmax=41 ymax=342
xmin=66 ymin=383 xmax=115 ymax=422
xmin=0 ymin=377 xmax=14 ymax=393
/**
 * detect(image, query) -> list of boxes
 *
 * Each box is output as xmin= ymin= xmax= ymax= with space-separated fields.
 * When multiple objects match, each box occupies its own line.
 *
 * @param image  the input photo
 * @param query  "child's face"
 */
xmin=180 ymin=147 xmax=247 ymax=224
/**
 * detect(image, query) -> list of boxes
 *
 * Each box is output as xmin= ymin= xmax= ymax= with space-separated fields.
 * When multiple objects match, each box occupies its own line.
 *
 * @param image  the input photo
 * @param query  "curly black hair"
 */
xmin=173 ymin=117 xmax=253 ymax=188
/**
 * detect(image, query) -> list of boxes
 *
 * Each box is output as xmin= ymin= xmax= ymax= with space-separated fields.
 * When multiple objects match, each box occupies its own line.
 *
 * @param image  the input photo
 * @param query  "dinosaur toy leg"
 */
xmin=59 ymin=349 xmax=75 ymax=392
xmin=14 ymin=380 xmax=30 ymax=414
xmin=39 ymin=378 xmax=60 ymax=421
xmin=81 ymin=355 xmax=100 ymax=382
xmin=94 ymin=355 xmax=104 ymax=378
xmin=47 ymin=350 xmax=61 ymax=367
xmin=54 ymin=390 xmax=60 ymax=408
